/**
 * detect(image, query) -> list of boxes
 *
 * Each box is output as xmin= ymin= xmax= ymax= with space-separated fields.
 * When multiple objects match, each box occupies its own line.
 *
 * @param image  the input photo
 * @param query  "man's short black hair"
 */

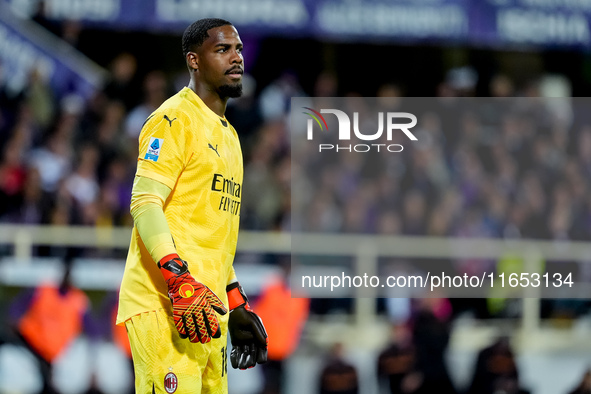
xmin=182 ymin=18 xmax=233 ymax=56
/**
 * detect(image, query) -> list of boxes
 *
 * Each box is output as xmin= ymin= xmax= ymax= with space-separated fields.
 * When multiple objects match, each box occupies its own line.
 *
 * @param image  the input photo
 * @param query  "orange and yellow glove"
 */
xmin=159 ymin=254 xmax=227 ymax=344
xmin=227 ymin=282 xmax=268 ymax=369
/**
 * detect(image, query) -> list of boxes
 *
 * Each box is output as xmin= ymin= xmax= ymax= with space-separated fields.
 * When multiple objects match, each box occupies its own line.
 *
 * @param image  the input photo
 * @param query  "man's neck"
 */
xmin=188 ymin=79 xmax=227 ymax=117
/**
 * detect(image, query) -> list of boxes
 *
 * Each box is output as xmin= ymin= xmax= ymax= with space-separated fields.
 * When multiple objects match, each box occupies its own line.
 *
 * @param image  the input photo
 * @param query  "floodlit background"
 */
xmin=2 ymin=0 xmax=591 ymax=393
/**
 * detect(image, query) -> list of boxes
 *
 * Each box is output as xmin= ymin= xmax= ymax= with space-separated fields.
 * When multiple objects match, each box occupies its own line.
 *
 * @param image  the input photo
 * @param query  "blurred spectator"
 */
xmin=0 ymin=138 xmax=27 ymax=218
xmin=318 ymin=343 xmax=359 ymax=394
xmin=92 ymin=99 xmax=128 ymax=182
xmin=568 ymin=369 xmax=591 ymax=394
xmin=254 ymin=261 xmax=310 ymax=394
xmin=64 ymin=144 xmax=100 ymax=224
xmin=410 ymin=298 xmax=456 ymax=394
xmin=314 ymin=71 xmax=338 ymax=97
xmin=401 ymin=190 xmax=427 ymax=236
xmin=259 ymin=71 xmax=306 ymax=121
xmin=226 ymin=73 xmax=263 ymax=152
xmin=2 ymin=167 xmax=47 ymax=224
xmin=29 ymin=131 xmax=72 ymax=194
xmin=25 ymin=67 xmax=55 ymax=131
xmin=83 ymin=291 xmax=133 ymax=394
xmin=241 ymin=120 xmax=288 ymax=230
xmin=10 ymin=258 xmax=90 ymax=394
xmin=445 ymin=66 xmax=478 ymax=97
xmin=60 ymin=20 xmax=83 ymax=48
xmin=96 ymin=156 xmax=133 ymax=227
xmin=377 ymin=324 xmax=417 ymax=394
xmin=490 ymin=74 xmax=515 ymax=98
xmin=103 ymin=53 xmax=139 ymax=111
xmin=385 ymin=298 xmax=411 ymax=325
xmin=467 ymin=336 xmax=530 ymax=394
xmin=124 ymin=70 xmax=170 ymax=141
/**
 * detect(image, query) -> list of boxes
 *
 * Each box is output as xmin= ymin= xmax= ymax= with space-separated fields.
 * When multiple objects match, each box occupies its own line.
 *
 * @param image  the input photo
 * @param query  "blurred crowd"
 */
xmin=293 ymin=76 xmax=591 ymax=243
xmin=2 ymin=54 xmax=590 ymax=249
xmin=5 ymin=265 xmax=591 ymax=394
xmin=0 ymin=50 xmax=301 ymax=240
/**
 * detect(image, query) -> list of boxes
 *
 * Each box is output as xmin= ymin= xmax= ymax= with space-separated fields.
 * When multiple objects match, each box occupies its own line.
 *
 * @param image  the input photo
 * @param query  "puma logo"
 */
xmin=163 ymin=115 xmax=177 ymax=127
xmin=208 ymin=143 xmax=220 ymax=157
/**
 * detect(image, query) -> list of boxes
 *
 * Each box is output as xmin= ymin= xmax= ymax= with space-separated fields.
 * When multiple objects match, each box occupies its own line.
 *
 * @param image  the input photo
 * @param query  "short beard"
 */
xmin=218 ymin=83 xmax=243 ymax=99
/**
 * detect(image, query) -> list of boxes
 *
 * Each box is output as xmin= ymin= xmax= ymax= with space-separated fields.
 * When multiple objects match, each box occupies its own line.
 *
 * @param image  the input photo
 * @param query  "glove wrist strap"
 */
xmin=158 ymin=253 xmax=187 ymax=282
xmin=227 ymin=282 xmax=251 ymax=311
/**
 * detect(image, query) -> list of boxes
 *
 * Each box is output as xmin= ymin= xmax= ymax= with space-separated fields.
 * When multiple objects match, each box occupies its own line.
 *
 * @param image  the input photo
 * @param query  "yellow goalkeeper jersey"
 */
xmin=117 ymin=87 xmax=243 ymax=324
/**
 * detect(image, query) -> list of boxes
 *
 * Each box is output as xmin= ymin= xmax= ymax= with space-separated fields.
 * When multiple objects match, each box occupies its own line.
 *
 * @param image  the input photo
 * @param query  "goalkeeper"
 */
xmin=117 ymin=18 xmax=267 ymax=394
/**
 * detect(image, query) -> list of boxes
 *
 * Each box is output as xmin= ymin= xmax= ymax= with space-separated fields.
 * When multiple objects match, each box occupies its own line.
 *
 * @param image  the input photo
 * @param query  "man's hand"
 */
xmin=159 ymin=254 xmax=227 ymax=343
xmin=227 ymin=282 xmax=268 ymax=369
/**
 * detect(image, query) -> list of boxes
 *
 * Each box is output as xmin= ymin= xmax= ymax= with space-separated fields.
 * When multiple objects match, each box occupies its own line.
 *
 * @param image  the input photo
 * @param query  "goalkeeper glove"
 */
xmin=158 ymin=254 xmax=227 ymax=344
xmin=227 ymin=282 xmax=268 ymax=369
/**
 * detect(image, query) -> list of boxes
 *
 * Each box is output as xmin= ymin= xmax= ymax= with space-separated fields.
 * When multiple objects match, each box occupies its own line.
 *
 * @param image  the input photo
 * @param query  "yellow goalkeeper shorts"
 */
xmin=124 ymin=309 xmax=228 ymax=394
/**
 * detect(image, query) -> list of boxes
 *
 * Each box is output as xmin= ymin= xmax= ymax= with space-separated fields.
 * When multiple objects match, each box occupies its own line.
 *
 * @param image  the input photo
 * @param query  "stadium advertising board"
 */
xmin=3 ymin=0 xmax=591 ymax=48
xmin=473 ymin=0 xmax=591 ymax=48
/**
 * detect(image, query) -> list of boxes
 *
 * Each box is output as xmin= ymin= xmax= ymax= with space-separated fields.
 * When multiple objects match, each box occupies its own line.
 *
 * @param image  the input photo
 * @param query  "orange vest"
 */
xmin=253 ymin=279 xmax=309 ymax=361
xmin=112 ymin=306 xmax=131 ymax=358
xmin=18 ymin=284 xmax=88 ymax=362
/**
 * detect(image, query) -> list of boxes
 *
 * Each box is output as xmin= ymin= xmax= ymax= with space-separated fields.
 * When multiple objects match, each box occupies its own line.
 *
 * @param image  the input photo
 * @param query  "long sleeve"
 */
xmin=130 ymin=175 xmax=176 ymax=263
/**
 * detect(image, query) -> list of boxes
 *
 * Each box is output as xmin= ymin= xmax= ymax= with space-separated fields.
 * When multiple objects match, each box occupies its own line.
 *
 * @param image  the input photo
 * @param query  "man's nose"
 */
xmin=231 ymin=50 xmax=242 ymax=63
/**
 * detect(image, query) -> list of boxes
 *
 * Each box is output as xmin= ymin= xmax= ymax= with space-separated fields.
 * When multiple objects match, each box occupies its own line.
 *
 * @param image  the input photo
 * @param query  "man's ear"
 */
xmin=186 ymin=52 xmax=198 ymax=71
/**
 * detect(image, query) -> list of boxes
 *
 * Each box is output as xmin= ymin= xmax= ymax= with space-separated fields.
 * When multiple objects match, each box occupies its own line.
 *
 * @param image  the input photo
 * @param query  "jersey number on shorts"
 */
xmin=221 ymin=346 xmax=228 ymax=377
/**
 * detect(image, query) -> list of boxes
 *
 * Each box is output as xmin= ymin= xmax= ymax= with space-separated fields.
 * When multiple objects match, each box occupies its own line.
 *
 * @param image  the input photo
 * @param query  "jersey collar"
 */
xmin=182 ymin=87 xmax=229 ymax=126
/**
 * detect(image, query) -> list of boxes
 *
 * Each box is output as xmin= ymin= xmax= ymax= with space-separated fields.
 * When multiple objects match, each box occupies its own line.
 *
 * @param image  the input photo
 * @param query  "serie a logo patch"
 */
xmin=145 ymin=137 xmax=163 ymax=162
xmin=164 ymin=372 xmax=178 ymax=393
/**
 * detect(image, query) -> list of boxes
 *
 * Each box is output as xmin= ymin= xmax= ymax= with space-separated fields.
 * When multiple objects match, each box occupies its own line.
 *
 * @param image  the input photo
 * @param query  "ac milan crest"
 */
xmin=164 ymin=372 xmax=178 ymax=393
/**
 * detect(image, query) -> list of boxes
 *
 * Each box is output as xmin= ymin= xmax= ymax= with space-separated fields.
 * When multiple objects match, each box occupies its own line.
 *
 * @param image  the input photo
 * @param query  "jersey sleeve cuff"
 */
xmin=136 ymin=167 xmax=176 ymax=190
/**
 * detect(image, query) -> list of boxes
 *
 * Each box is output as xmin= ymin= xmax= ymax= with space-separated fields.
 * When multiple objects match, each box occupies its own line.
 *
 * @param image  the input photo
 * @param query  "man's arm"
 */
xmin=130 ymin=175 xmax=227 ymax=344
xmin=130 ymin=175 xmax=176 ymax=262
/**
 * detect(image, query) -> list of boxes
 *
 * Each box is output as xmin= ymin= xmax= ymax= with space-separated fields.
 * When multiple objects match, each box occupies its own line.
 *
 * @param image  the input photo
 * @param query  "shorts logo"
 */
xmin=164 ymin=372 xmax=178 ymax=393
xmin=179 ymin=283 xmax=194 ymax=298
xmin=145 ymin=137 xmax=163 ymax=162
